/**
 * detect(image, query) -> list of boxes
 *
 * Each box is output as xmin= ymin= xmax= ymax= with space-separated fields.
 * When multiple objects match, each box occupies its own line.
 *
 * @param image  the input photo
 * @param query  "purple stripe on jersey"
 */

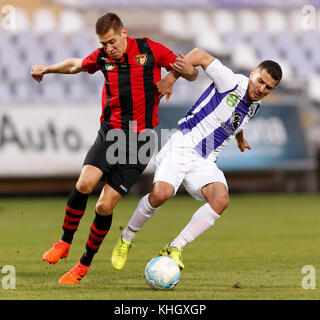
xmin=179 ymin=85 xmax=237 ymax=133
xmin=194 ymin=101 xmax=250 ymax=159
xmin=186 ymin=83 xmax=215 ymax=115
xmin=202 ymin=138 xmax=207 ymax=157
xmin=194 ymin=126 xmax=230 ymax=159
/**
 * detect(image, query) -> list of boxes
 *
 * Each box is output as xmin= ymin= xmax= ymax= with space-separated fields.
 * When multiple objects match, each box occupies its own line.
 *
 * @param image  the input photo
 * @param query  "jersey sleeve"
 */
xmin=81 ymin=49 xmax=101 ymax=74
xmin=147 ymin=38 xmax=177 ymax=71
xmin=205 ymin=59 xmax=238 ymax=93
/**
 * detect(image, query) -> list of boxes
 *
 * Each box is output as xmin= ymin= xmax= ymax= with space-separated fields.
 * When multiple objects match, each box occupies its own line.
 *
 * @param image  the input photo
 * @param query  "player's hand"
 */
xmin=237 ymin=137 xmax=251 ymax=152
xmin=31 ymin=65 xmax=46 ymax=83
xmin=156 ymin=78 xmax=173 ymax=102
xmin=171 ymin=53 xmax=196 ymax=79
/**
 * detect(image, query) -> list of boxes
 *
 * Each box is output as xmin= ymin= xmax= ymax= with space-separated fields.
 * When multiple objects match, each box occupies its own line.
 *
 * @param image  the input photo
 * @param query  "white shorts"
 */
xmin=154 ymin=131 xmax=228 ymax=201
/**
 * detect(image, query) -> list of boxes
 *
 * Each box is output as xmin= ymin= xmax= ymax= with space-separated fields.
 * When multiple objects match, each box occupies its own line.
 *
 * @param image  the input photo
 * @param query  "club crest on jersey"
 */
xmin=105 ymin=61 xmax=116 ymax=70
xmin=135 ymin=53 xmax=148 ymax=65
xmin=226 ymin=94 xmax=239 ymax=107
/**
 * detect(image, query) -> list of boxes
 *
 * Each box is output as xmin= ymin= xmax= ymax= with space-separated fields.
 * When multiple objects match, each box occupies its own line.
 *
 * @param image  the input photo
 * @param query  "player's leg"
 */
xmin=122 ymin=181 xmax=174 ymax=241
xmin=80 ymin=184 xmax=121 ymax=266
xmin=62 ymin=165 xmax=103 ymax=243
xmin=171 ymin=182 xmax=229 ymax=248
xmin=111 ymin=181 xmax=174 ymax=270
xmin=42 ymin=165 xmax=103 ymax=264
xmin=161 ymin=161 xmax=229 ymax=269
xmin=58 ymin=184 xmax=121 ymax=284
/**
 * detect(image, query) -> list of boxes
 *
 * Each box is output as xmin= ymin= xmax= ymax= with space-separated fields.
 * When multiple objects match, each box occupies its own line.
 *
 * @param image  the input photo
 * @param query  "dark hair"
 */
xmin=95 ymin=13 xmax=124 ymax=36
xmin=257 ymin=60 xmax=282 ymax=83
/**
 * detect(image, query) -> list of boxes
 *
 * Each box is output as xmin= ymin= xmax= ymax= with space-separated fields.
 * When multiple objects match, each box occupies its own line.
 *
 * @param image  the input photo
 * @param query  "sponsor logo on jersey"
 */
xmin=226 ymin=94 xmax=239 ymax=107
xmin=221 ymin=111 xmax=242 ymax=134
xmin=105 ymin=61 xmax=116 ymax=70
xmin=230 ymin=112 xmax=242 ymax=130
xmin=135 ymin=53 xmax=148 ymax=65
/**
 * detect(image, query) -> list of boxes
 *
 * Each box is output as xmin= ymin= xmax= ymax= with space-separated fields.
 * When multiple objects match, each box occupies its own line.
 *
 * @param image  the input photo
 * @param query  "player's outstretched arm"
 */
xmin=31 ymin=58 xmax=85 ymax=83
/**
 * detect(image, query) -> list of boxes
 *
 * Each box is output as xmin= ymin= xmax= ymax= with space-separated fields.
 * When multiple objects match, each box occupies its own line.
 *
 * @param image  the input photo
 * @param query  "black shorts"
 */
xmin=83 ymin=122 xmax=152 ymax=196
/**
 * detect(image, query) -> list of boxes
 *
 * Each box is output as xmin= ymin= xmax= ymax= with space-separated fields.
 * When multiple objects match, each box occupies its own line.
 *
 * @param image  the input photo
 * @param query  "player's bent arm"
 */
xmin=44 ymin=58 xmax=85 ymax=75
xmin=235 ymin=130 xmax=251 ymax=152
xmin=235 ymin=130 xmax=244 ymax=142
xmin=179 ymin=48 xmax=215 ymax=71
xmin=169 ymin=49 xmax=213 ymax=82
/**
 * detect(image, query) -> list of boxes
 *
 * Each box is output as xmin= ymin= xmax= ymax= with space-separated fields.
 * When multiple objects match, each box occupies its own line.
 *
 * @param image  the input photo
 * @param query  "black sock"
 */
xmin=61 ymin=188 xmax=89 ymax=244
xmin=80 ymin=212 xmax=113 ymax=266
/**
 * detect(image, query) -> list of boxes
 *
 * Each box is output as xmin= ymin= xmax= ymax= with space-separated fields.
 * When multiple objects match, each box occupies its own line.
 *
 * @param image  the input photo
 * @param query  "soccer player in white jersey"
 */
xmin=111 ymin=48 xmax=282 ymax=270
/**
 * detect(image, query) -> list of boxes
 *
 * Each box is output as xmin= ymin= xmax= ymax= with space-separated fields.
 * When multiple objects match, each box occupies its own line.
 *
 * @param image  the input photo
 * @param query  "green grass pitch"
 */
xmin=0 ymin=193 xmax=319 ymax=300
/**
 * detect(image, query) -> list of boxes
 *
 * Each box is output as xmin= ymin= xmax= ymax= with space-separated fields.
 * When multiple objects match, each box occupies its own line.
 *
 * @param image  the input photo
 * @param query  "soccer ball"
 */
xmin=144 ymin=256 xmax=180 ymax=290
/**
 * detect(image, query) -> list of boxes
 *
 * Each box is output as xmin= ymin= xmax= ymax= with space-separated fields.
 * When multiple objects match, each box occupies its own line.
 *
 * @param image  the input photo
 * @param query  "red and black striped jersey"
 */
xmin=81 ymin=37 xmax=177 ymax=132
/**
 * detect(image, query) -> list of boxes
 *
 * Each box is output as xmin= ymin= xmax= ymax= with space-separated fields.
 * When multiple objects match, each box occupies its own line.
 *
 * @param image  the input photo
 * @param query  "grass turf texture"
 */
xmin=0 ymin=193 xmax=319 ymax=300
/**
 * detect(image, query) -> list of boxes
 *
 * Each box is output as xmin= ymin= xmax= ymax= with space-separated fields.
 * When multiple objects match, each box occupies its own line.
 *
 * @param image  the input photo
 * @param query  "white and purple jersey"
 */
xmin=178 ymin=59 xmax=261 ymax=162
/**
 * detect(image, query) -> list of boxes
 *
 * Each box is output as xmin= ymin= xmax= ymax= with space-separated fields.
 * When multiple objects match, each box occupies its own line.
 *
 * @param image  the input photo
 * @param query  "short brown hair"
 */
xmin=257 ymin=60 xmax=282 ymax=83
xmin=95 ymin=13 xmax=123 ymax=36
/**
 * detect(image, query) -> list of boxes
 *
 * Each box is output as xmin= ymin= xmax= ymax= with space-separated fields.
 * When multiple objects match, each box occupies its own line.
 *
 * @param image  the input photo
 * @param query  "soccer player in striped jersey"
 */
xmin=30 ymin=13 xmax=197 ymax=284
xmin=111 ymin=48 xmax=282 ymax=270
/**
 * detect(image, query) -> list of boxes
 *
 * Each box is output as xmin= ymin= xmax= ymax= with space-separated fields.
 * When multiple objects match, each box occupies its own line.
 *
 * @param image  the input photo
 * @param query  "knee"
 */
xmin=149 ymin=184 xmax=174 ymax=207
xmin=76 ymin=178 xmax=94 ymax=194
xmin=209 ymin=193 xmax=230 ymax=214
xmin=95 ymin=200 xmax=113 ymax=216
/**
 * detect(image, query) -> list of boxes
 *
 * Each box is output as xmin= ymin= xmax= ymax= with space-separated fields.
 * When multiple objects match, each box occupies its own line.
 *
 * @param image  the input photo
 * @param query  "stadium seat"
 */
xmin=195 ymin=29 xmax=229 ymax=56
xmin=59 ymin=9 xmax=85 ymax=35
xmin=32 ymin=8 xmax=57 ymax=34
xmin=160 ymin=10 xmax=190 ymax=40
xmin=68 ymin=29 xmax=95 ymax=57
xmin=237 ymin=9 xmax=262 ymax=36
xmin=307 ymin=75 xmax=320 ymax=103
xmin=273 ymin=30 xmax=297 ymax=59
xmin=263 ymin=9 xmax=288 ymax=36
xmin=0 ymin=83 xmax=13 ymax=104
xmin=185 ymin=10 xmax=211 ymax=37
xmin=211 ymin=9 xmax=236 ymax=36
xmin=223 ymin=30 xmax=244 ymax=52
xmin=287 ymin=9 xmax=303 ymax=35
xmin=63 ymin=78 xmax=85 ymax=103
xmin=230 ymin=43 xmax=258 ymax=71
xmin=299 ymin=30 xmax=319 ymax=51
xmin=275 ymin=59 xmax=294 ymax=84
xmin=11 ymin=8 xmax=30 ymax=33
xmin=41 ymin=79 xmax=67 ymax=104
xmin=248 ymin=31 xmax=280 ymax=61
xmin=12 ymin=82 xmax=31 ymax=103
xmin=186 ymin=10 xmax=229 ymax=56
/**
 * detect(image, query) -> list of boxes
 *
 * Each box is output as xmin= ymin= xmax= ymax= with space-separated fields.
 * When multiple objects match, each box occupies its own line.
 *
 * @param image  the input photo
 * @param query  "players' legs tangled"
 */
xmin=111 ymin=181 xmax=174 ymax=270
xmin=121 ymin=181 xmax=174 ymax=242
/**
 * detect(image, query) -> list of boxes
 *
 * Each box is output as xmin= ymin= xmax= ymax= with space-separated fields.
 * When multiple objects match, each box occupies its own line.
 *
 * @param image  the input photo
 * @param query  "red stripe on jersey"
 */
xmin=130 ymin=40 xmax=146 ymax=132
xmin=152 ymin=67 xmax=161 ymax=128
xmin=107 ymin=65 xmax=122 ymax=129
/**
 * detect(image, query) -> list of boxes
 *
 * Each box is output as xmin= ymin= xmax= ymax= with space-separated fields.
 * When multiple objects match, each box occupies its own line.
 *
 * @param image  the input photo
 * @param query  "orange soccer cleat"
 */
xmin=42 ymin=240 xmax=70 ymax=264
xmin=58 ymin=261 xmax=90 ymax=284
